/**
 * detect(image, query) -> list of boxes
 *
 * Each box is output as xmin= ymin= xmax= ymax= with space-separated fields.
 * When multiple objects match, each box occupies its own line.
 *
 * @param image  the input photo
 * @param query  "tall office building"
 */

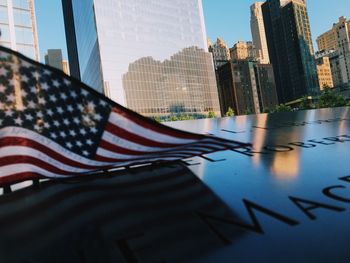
xmin=208 ymin=37 xmax=230 ymax=69
xmin=230 ymin=41 xmax=256 ymax=61
xmin=250 ymin=2 xmax=270 ymax=64
xmin=262 ymin=0 xmax=318 ymax=103
xmin=44 ymin=49 xmax=70 ymax=75
xmin=62 ymin=0 xmax=220 ymax=117
xmin=0 ymin=0 xmax=39 ymax=61
xmin=315 ymin=56 xmax=334 ymax=89
xmin=316 ymin=17 xmax=350 ymax=87
xmin=217 ymin=60 xmax=278 ymax=115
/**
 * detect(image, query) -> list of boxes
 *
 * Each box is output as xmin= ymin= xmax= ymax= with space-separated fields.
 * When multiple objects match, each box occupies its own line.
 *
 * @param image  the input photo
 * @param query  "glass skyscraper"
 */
xmin=262 ymin=0 xmax=318 ymax=103
xmin=0 ymin=0 xmax=39 ymax=61
xmin=62 ymin=0 xmax=220 ymax=117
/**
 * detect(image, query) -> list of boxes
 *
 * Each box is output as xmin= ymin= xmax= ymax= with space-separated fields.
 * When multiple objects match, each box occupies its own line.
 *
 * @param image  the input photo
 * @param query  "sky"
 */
xmin=34 ymin=0 xmax=350 ymax=63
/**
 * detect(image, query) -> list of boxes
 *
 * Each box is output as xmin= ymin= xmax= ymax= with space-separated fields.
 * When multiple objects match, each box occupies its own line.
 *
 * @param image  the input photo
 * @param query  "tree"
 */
xmin=315 ymin=88 xmax=347 ymax=108
xmin=299 ymin=96 xmax=314 ymax=110
xmin=273 ymin=104 xmax=292 ymax=113
xmin=225 ymin=107 xmax=235 ymax=117
xmin=207 ymin=111 xmax=216 ymax=118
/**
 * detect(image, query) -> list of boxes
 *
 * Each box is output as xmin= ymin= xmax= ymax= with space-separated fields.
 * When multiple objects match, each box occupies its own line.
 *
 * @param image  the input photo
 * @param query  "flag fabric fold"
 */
xmin=0 ymin=46 xmax=249 ymax=186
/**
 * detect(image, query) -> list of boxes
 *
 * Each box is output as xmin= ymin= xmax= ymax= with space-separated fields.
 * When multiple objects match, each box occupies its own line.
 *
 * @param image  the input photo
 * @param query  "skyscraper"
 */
xmin=208 ymin=37 xmax=230 ymax=69
xmin=62 ymin=0 xmax=220 ymax=117
xmin=230 ymin=41 xmax=255 ymax=61
xmin=262 ymin=0 xmax=318 ymax=103
xmin=316 ymin=17 xmax=350 ymax=88
xmin=217 ymin=60 xmax=278 ymax=115
xmin=250 ymin=2 xmax=270 ymax=64
xmin=0 ymin=0 xmax=39 ymax=61
xmin=45 ymin=49 xmax=70 ymax=75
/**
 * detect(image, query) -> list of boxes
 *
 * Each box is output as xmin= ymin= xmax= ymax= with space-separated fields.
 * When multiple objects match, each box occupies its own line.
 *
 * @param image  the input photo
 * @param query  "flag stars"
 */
xmin=81 ymin=89 xmax=89 ymax=96
xmin=50 ymin=133 xmax=57 ymax=139
xmin=63 ymin=119 xmax=70 ymax=125
xmin=80 ymin=128 xmax=87 ymax=135
xmin=36 ymin=111 xmax=44 ymax=118
xmin=67 ymin=105 xmax=74 ymax=112
xmin=41 ymin=82 xmax=50 ymax=91
xmin=0 ymin=84 xmax=6 ymax=93
xmin=93 ymin=113 xmax=102 ymax=121
xmin=47 ymin=109 xmax=54 ymax=116
xmin=53 ymin=120 xmax=60 ymax=127
xmin=82 ymin=151 xmax=89 ymax=156
xmin=38 ymin=97 xmax=46 ymax=105
xmin=25 ymin=113 xmax=34 ymax=121
xmin=52 ymin=80 xmax=60 ymax=88
xmin=0 ymin=67 xmax=8 ymax=76
xmin=86 ymin=139 xmax=93 ymax=146
xmin=69 ymin=130 xmax=77 ymax=136
xmin=71 ymin=91 xmax=77 ymax=98
xmin=57 ymin=107 xmax=64 ymax=114
xmin=60 ymin=93 xmax=68 ymax=100
xmin=73 ymin=117 xmax=80 ymax=124
xmin=76 ymin=141 xmax=83 ymax=147
xmin=30 ymin=86 xmax=38 ymax=94
xmin=6 ymin=94 xmax=15 ymax=102
xmin=14 ymin=117 xmax=23 ymax=125
xmin=32 ymin=71 xmax=40 ymax=80
xmin=65 ymin=142 xmax=73 ymax=149
xmin=59 ymin=131 xmax=66 ymax=138
xmin=27 ymin=100 xmax=36 ymax=109
xmin=5 ymin=109 xmax=14 ymax=117
xmin=49 ymin=95 xmax=57 ymax=102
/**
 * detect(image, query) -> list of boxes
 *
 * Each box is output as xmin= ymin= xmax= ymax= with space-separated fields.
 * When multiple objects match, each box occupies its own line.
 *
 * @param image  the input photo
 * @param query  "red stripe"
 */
xmin=0 ymin=137 xmax=103 ymax=169
xmin=105 ymin=122 xmax=184 ymax=148
xmin=0 ymin=156 xmax=88 ymax=176
xmin=111 ymin=107 xmax=203 ymax=140
xmin=94 ymin=153 xmax=191 ymax=163
xmin=99 ymin=139 xmax=219 ymax=156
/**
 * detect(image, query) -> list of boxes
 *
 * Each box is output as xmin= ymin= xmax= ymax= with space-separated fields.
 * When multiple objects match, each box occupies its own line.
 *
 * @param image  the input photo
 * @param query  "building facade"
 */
xmin=262 ymin=0 xmax=318 ymax=103
xmin=230 ymin=41 xmax=255 ymax=61
xmin=0 ymin=0 xmax=39 ymax=60
xmin=317 ymin=28 xmax=337 ymax=52
xmin=217 ymin=60 xmax=278 ymax=115
xmin=316 ymin=16 xmax=350 ymax=89
xmin=208 ymin=37 xmax=230 ymax=69
xmin=62 ymin=0 xmax=220 ymax=117
xmin=315 ymin=56 xmax=334 ymax=89
xmin=250 ymin=2 xmax=270 ymax=64
xmin=45 ymin=49 xmax=70 ymax=75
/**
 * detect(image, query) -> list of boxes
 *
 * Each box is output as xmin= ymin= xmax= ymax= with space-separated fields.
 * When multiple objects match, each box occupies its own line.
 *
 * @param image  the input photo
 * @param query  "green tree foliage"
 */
xmin=315 ymin=88 xmax=347 ymax=108
xmin=207 ymin=111 xmax=216 ymax=118
xmin=299 ymin=96 xmax=314 ymax=110
xmin=273 ymin=104 xmax=292 ymax=113
xmin=225 ymin=107 xmax=235 ymax=117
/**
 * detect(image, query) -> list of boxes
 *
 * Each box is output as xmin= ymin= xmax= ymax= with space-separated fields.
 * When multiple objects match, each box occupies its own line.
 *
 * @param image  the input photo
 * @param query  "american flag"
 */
xmin=0 ymin=46 xmax=248 ymax=186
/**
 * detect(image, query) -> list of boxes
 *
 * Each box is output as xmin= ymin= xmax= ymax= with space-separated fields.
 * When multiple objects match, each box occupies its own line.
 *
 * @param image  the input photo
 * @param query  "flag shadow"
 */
xmin=0 ymin=163 xmax=246 ymax=263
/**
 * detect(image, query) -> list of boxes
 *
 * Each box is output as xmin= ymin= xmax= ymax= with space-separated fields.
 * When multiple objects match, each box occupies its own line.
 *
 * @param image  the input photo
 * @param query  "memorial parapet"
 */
xmin=167 ymin=106 xmax=350 ymax=262
xmin=1 ymin=107 xmax=350 ymax=262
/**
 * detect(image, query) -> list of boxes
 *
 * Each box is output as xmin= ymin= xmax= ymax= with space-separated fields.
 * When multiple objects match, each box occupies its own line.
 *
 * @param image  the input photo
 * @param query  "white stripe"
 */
xmin=96 ymin=147 xmax=194 ymax=160
xmin=0 ymin=156 xmax=184 ymax=179
xmin=100 ymin=129 xmax=228 ymax=155
xmin=0 ymin=146 xmax=92 ymax=174
xmin=109 ymin=111 xmax=197 ymax=144
xmin=0 ymin=164 xmax=69 ymax=179
xmin=0 ymin=127 xmax=110 ymax=167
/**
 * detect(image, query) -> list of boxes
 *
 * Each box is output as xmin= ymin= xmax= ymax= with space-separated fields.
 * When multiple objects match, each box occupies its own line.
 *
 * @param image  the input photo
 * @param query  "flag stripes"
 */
xmin=0 ymin=46 xmax=249 ymax=186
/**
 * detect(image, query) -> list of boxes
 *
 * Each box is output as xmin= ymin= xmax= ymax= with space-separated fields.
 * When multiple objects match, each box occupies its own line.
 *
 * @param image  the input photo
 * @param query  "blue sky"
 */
xmin=34 ymin=0 xmax=350 ymax=63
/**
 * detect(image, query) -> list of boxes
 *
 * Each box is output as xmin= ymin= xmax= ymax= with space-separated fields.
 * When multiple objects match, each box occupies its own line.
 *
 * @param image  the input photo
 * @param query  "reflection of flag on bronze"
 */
xmin=0 ymin=164 xmax=244 ymax=262
xmin=0 ymin=46 xmax=248 ymax=186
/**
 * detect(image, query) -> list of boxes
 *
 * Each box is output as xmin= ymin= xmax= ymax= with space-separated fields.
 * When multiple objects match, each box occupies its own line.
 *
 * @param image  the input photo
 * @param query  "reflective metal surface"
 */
xmin=166 ymin=107 xmax=350 ymax=262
